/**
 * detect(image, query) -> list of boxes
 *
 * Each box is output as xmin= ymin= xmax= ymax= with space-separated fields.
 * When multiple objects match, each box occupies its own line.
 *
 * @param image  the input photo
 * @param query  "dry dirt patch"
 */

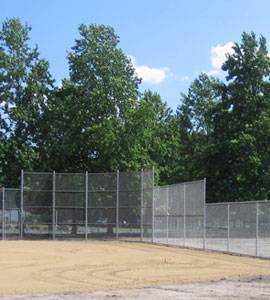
xmin=0 ymin=240 xmax=270 ymax=296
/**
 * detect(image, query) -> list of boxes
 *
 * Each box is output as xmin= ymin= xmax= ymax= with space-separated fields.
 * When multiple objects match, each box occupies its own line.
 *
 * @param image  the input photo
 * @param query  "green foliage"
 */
xmin=173 ymin=74 xmax=222 ymax=183
xmin=37 ymin=23 xmax=142 ymax=174
xmin=1 ymin=18 xmax=270 ymax=205
xmin=0 ymin=18 xmax=54 ymax=186
xmin=119 ymin=90 xmax=177 ymax=183
xmin=207 ymin=32 xmax=270 ymax=202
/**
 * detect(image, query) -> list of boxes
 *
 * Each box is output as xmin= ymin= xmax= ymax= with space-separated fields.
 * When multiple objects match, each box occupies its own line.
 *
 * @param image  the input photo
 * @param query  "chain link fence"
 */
xmin=2 ymin=172 xmax=270 ymax=259
xmin=1 ymin=169 xmax=154 ymax=240
xmin=153 ymin=180 xmax=205 ymax=249
xmin=205 ymin=201 xmax=270 ymax=258
xmin=1 ymin=188 xmax=20 ymax=240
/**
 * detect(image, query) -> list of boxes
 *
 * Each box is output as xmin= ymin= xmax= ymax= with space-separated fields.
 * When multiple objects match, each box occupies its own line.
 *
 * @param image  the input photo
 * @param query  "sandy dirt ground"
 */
xmin=0 ymin=241 xmax=270 ymax=299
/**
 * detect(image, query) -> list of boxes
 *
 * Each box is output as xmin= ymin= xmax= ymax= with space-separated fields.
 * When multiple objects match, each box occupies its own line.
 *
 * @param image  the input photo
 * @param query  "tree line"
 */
xmin=1 ymin=17 xmax=270 ymax=203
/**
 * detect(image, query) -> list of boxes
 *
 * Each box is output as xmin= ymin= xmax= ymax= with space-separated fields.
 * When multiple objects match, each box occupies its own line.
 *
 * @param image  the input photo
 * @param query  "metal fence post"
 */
xmin=166 ymin=186 xmax=169 ymax=245
xmin=2 ymin=187 xmax=5 ymax=240
xmin=20 ymin=170 xmax=24 ymax=240
xmin=183 ymin=183 xmax=186 ymax=247
xmin=227 ymin=203 xmax=230 ymax=253
xmin=140 ymin=169 xmax=143 ymax=242
xmin=52 ymin=171 xmax=56 ymax=240
xmin=85 ymin=171 xmax=88 ymax=240
xmin=203 ymin=178 xmax=206 ymax=250
xmin=116 ymin=170 xmax=119 ymax=240
xmin=256 ymin=202 xmax=259 ymax=257
xmin=152 ymin=166 xmax=155 ymax=243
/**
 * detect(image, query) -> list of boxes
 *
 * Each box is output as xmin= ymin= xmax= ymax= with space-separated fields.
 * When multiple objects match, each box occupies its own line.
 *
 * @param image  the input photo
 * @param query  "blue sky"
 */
xmin=2 ymin=0 xmax=270 ymax=111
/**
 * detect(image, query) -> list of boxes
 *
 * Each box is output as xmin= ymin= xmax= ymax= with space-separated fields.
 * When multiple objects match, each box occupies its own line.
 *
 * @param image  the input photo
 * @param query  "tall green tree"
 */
xmin=67 ymin=23 xmax=141 ymax=120
xmin=209 ymin=32 xmax=270 ymax=202
xmin=119 ymin=90 xmax=178 ymax=184
xmin=175 ymin=74 xmax=221 ymax=183
xmin=0 ymin=18 xmax=54 ymax=186
xmin=39 ymin=24 xmax=141 ymax=174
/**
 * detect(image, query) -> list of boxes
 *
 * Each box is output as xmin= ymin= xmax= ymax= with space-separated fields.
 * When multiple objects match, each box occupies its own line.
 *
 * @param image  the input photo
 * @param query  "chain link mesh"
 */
xmin=258 ymin=202 xmax=270 ymax=257
xmin=153 ymin=180 xmax=205 ymax=249
xmin=2 ymin=189 xmax=20 ymax=239
xmin=205 ymin=203 xmax=228 ymax=252
xmin=2 ymin=171 xmax=270 ymax=259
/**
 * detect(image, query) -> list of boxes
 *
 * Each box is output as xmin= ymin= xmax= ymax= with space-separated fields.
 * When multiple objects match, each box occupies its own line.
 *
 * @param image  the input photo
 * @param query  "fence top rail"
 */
xmin=206 ymin=200 xmax=270 ymax=206
xmin=154 ymin=179 xmax=205 ymax=190
xmin=56 ymin=173 xmax=86 ymax=176
xmin=2 ymin=188 xmax=20 ymax=191
xmin=24 ymin=171 xmax=52 ymax=175
xmin=23 ymin=171 xmax=146 ymax=176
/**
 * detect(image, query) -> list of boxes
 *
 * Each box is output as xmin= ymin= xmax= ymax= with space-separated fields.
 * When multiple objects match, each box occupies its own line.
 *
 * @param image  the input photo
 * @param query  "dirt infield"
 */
xmin=1 ymin=241 xmax=270 ymax=298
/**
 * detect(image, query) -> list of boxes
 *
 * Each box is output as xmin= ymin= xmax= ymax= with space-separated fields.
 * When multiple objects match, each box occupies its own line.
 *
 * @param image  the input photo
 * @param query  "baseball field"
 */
xmin=0 ymin=240 xmax=270 ymax=299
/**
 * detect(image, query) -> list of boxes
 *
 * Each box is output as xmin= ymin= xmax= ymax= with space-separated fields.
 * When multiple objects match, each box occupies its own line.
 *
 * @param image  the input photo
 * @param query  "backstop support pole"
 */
xmin=85 ymin=171 xmax=88 ymax=240
xmin=203 ymin=178 xmax=206 ymax=250
xmin=183 ymin=183 xmax=186 ymax=247
xmin=140 ymin=169 xmax=143 ymax=242
xmin=256 ymin=202 xmax=259 ymax=257
xmin=20 ymin=170 xmax=24 ymax=240
xmin=116 ymin=170 xmax=119 ymax=240
xmin=227 ymin=203 xmax=230 ymax=253
xmin=166 ymin=186 xmax=169 ymax=245
xmin=152 ymin=166 xmax=155 ymax=243
xmin=2 ymin=187 xmax=5 ymax=240
xmin=52 ymin=171 xmax=56 ymax=240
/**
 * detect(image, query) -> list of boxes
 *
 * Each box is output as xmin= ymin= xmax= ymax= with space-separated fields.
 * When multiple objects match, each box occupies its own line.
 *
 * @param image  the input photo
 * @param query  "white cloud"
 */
xmin=129 ymin=56 xmax=173 ymax=85
xmin=179 ymin=75 xmax=190 ymax=82
xmin=207 ymin=69 xmax=222 ymax=76
xmin=209 ymin=42 xmax=235 ymax=76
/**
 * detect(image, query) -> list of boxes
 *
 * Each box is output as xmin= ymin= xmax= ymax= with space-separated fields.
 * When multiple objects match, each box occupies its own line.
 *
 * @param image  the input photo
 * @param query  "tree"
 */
xmin=209 ymin=32 xmax=270 ymax=202
xmin=38 ymin=23 xmax=142 ymax=235
xmin=177 ymin=73 xmax=221 ymax=136
xmin=119 ymin=90 xmax=178 ymax=184
xmin=39 ymin=24 xmax=141 ymax=175
xmin=174 ymin=74 xmax=221 ymax=183
xmin=0 ymin=18 xmax=54 ymax=187
xmin=67 ymin=24 xmax=141 ymax=121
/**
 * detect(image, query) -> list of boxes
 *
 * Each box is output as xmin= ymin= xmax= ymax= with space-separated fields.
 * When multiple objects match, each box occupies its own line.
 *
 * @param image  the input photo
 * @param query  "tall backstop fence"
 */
xmin=7 ymin=169 xmax=154 ymax=241
xmin=1 ymin=171 xmax=270 ymax=259
xmin=1 ymin=169 xmax=154 ymax=241
xmin=0 ymin=170 xmax=203 ymax=244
